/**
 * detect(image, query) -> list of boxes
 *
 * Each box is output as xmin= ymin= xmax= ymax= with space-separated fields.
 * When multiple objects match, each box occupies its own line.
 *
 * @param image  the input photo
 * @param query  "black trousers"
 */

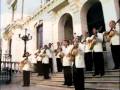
xmin=84 ymin=52 xmax=93 ymax=71
xmin=23 ymin=71 xmax=30 ymax=86
xmin=49 ymin=58 xmax=53 ymax=73
xmin=63 ymin=66 xmax=72 ymax=86
xmin=43 ymin=64 xmax=50 ymax=79
xmin=73 ymin=68 xmax=85 ymax=90
xmin=93 ymin=52 xmax=105 ymax=75
xmin=56 ymin=58 xmax=62 ymax=72
xmin=37 ymin=61 xmax=43 ymax=75
xmin=111 ymin=45 xmax=120 ymax=69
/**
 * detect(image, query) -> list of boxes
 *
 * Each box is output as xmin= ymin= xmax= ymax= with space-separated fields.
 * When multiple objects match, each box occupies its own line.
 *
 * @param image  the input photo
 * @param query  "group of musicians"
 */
xmin=19 ymin=20 xmax=120 ymax=90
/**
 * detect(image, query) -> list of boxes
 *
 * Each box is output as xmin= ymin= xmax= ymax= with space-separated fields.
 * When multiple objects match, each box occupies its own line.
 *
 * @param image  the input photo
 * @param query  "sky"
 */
xmin=0 ymin=0 xmax=44 ymax=31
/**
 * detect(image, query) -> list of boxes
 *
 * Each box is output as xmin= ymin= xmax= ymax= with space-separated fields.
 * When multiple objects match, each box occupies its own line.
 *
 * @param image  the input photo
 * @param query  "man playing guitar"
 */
xmin=107 ymin=20 xmax=120 ymax=69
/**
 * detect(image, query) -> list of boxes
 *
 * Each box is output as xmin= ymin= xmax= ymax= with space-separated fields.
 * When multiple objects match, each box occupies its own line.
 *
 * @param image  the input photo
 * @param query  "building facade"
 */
xmin=1 ymin=0 xmax=120 ymax=70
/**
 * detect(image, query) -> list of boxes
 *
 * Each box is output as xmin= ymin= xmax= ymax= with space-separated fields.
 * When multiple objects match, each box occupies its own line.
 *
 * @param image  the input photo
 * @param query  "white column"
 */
xmin=72 ymin=11 xmax=82 ymax=36
xmin=100 ymin=0 xmax=118 ymax=31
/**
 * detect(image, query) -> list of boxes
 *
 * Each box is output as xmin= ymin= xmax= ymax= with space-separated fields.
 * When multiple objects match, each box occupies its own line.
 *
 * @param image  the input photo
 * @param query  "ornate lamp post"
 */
xmin=19 ymin=28 xmax=32 ymax=57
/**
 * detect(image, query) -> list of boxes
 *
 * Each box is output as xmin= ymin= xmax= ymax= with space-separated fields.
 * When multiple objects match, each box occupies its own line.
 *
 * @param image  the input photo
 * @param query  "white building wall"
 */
xmin=2 ymin=0 xmax=119 ymax=69
xmin=43 ymin=13 xmax=53 ymax=45
xmin=52 ymin=2 xmax=81 ymax=42
xmin=5 ymin=21 xmax=37 ymax=63
xmin=100 ymin=0 xmax=119 ymax=31
xmin=11 ymin=29 xmax=24 ymax=62
xmin=1 ymin=39 xmax=9 ymax=55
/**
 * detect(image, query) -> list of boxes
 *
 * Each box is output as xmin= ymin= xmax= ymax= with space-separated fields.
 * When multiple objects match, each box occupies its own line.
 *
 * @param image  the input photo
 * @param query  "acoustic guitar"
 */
xmin=104 ymin=19 xmax=120 ymax=42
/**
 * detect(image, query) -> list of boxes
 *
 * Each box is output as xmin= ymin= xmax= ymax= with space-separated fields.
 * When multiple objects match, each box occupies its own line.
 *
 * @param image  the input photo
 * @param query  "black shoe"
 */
xmin=62 ymin=83 xmax=67 ymax=85
xmin=22 ymin=85 xmax=29 ymax=87
xmin=44 ymin=77 xmax=50 ymax=79
xmin=113 ymin=67 xmax=119 ymax=70
xmin=92 ymin=74 xmax=96 ymax=76
xmin=67 ymin=84 xmax=72 ymax=86
xmin=100 ymin=74 xmax=104 ymax=77
xmin=22 ymin=85 xmax=25 ymax=87
xmin=93 ymin=74 xmax=99 ymax=77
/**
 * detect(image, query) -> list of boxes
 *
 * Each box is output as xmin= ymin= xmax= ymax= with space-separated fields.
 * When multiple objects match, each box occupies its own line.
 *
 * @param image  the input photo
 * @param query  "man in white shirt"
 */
xmin=62 ymin=40 xmax=72 ymax=86
xmin=81 ymin=32 xmax=93 ymax=71
xmin=56 ymin=48 xmax=63 ymax=72
xmin=48 ymin=43 xmax=54 ymax=73
xmin=73 ymin=40 xmax=85 ymax=90
xmin=42 ymin=45 xmax=50 ymax=79
xmin=91 ymin=28 xmax=105 ymax=77
xmin=35 ymin=49 xmax=43 ymax=76
xmin=108 ymin=20 xmax=120 ymax=69
xmin=22 ymin=52 xmax=32 ymax=87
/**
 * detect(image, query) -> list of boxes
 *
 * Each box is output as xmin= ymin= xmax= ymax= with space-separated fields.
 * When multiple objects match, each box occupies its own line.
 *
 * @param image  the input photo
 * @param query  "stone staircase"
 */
xmin=30 ymin=69 xmax=120 ymax=90
xmin=11 ymin=69 xmax=120 ymax=90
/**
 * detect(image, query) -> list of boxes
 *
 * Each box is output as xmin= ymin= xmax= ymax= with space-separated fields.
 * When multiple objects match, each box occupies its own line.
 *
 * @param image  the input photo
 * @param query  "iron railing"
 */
xmin=0 ymin=54 xmax=19 ymax=85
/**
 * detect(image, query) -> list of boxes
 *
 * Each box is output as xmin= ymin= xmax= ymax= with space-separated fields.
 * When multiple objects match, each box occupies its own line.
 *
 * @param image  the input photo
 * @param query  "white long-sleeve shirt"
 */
xmin=62 ymin=45 xmax=73 ymax=66
xmin=22 ymin=58 xmax=31 ymax=71
xmin=42 ymin=49 xmax=49 ymax=64
xmin=91 ymin=33 xmax=103 ymax=52
xmin=110 ymin=29 xmax=120 ymax=45
xmin=84 ymin=37 xmax=92 ymax=53
xmin=74 ymin=43 xmax=85 ymax=68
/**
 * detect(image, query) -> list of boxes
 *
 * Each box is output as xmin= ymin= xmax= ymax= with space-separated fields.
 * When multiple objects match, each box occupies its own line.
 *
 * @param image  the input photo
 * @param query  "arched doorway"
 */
xmin=81 ymin=0 xmax=106 ymax=36
xmin=80 ymin=0 xmax=115 ymax=69
xmin=58 ymin=13 xmax=73 ymax=41
xmin=87 ymin=2 xmax=105 ymax=35
xmin=36 ymin=24 xmax=43 ymax=49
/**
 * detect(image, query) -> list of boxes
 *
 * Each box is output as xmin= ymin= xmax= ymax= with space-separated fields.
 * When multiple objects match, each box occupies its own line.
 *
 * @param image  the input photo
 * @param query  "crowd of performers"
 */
xmin=19 ymin=20 xmax=120 ymax=90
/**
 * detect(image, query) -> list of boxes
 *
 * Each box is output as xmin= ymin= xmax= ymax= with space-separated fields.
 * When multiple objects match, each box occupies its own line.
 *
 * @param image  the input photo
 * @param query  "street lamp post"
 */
xmin=19 ymin=28 xmax=32 ymax=57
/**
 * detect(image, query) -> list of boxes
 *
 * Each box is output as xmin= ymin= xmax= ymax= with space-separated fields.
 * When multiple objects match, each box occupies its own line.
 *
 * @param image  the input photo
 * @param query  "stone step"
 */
xmin=31 ymin=80 xmax=119 ymax=90
xmin=52 ymin=69 xmax=120 ymax=78
xmin=50 ymin=78 xmax=119 ymax=84
xmin=85 ymin=83 xmax=119 ymax=90
xmin=85 ymin=69 xmax=120 ymax=75
xmin=52 ymin=73 xmax=119 ymax=77
xmin=14 ymin=69 xmax=120 ymax=77
xmin=85 ymin=75 xmax=119 ymax=81
xmin=30 ymin=75 xmax=120 ymax=89
xmin=50 ymin=75 xmax=120 ymax=82
xmin=12 ymin=73 xmax=119 ymax=90
xmin=50 ymin=75 xmax=119 ymax=81
xmin=13 ymin=70 xmax=120 ymax=90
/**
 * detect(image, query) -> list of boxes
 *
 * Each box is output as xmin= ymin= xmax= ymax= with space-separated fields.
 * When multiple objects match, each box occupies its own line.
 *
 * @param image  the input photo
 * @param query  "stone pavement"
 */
xmin=0 ymin=84 xmax=73 ymax=90
xmin=0 ymin=73 xmax=74 ymax=90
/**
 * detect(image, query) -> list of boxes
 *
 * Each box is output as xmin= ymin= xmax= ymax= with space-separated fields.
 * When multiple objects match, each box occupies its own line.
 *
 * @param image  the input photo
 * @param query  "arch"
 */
xmin=58 ymin=13 xmax=73 ymax=41
xmin=80 ymin=0 xmax=106 ymax=35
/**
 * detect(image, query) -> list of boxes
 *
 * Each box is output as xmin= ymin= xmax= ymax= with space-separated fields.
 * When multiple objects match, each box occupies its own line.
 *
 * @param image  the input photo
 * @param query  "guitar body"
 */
xmin=71 ymin=48 xmax=78 ymax=56
xmin=19 ymin=60 xmax=27 ymax=71
xmin=105 ymin=30 xmax=116 ymax=42
xmin=59 ymin=52 xmax=64 ymax=58
xmin=88 ymin=39 xmax=96 ymax=50
xmin=109 ymin=31 xmax=115 ymax=37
